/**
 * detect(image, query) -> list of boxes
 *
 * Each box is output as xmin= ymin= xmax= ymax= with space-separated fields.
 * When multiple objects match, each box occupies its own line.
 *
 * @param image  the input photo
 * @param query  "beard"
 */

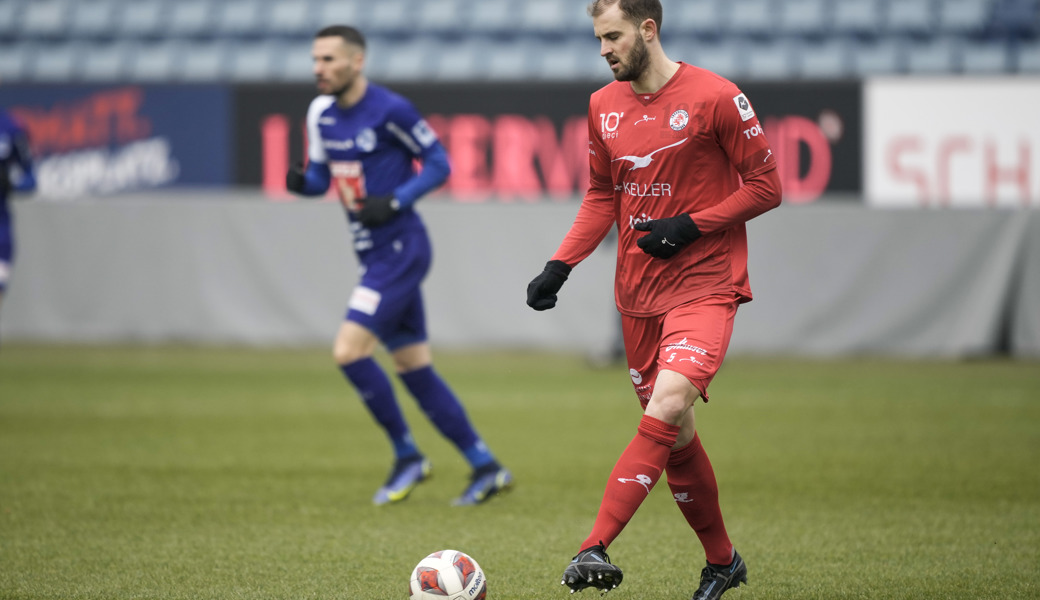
xmin=613 ymin=36 xmax=650 ymax=82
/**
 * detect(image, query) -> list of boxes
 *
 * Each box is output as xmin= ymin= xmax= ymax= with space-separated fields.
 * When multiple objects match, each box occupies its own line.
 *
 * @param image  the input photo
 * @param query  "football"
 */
xmin=408 ymin=549 xmax=487 ymax=600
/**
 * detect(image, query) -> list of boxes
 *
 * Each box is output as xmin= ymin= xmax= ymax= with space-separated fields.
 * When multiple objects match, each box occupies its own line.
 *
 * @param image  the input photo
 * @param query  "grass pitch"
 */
xmin=1 ymin=345 xmax=1038 ymax=599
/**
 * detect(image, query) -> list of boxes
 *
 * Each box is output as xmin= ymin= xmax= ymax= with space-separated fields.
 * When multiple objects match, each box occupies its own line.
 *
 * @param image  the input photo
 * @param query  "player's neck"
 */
xmin=631 ymin=55 xmax=680 ymax=96
xmin=336 ymin=77 xmax=368 ymax=109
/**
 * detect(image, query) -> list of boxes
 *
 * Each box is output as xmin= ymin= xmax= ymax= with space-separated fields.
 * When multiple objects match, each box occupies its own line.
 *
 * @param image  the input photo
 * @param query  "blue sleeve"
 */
xmin=394 ymin=142 xmax=450 ymax=209
xmin=299 ymin=161 xmax=331 ymax=197
xmin=384 ymin=99 xmax=451 ymax=208
xmin=10 ymin=129 xmax=36 ymax=192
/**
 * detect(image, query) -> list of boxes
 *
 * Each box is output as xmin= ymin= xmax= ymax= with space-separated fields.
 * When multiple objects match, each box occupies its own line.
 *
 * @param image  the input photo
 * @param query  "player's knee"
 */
xmin=333 ymin=341 xmax=369 ymax=365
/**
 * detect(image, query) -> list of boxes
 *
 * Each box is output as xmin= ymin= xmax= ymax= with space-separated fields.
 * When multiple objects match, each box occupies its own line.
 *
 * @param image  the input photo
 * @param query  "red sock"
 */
xmin=665 ymin=433 xmax=733 ymax=565
xmin=580 ymin=415 xmax=680 ymax=551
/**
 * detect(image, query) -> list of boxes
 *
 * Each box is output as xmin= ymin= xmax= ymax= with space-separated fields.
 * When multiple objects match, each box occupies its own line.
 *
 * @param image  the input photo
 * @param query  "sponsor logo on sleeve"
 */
xmin=733 ymin=93 xmax=756 ymax=122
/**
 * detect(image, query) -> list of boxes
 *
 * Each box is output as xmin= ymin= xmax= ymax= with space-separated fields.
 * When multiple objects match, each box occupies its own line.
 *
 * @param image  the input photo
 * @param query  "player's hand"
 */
xmin=526 ymin=260 xmax=572 ymax=311
xmin=357 ymin=195 xmax=400 ymax=228
xmin=285 ymin=161 xmax=306 ymax=194
xmin=634 ymin=214 xmax=702 ymax=259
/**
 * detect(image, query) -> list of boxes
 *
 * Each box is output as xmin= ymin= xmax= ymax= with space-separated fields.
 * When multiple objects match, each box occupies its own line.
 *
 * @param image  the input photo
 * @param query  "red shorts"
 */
xmin=621 ymin=293 xmax=739 ymax=408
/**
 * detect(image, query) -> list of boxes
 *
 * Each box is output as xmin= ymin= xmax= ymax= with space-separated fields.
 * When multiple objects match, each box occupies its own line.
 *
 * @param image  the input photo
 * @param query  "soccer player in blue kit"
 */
xmin=285 ymin=25 xmax=513 ymax=506
xmin=0 ymin=105 xmax=37 ymax=336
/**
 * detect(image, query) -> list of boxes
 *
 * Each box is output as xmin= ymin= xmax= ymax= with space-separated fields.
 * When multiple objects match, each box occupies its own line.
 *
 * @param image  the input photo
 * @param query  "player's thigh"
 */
xmin=658 ymin=294 xmax=739 ymax=402
xmin=332 ymin=319 xmax=380 ymax=364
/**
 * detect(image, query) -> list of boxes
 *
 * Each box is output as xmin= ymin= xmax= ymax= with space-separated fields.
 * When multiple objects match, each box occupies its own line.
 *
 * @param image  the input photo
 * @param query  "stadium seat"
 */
xmin=745 ymin=39 xmax=798 ymax=79
xmin=850 ymin=37 xmax=903 ymax=74
xmin=538 ymin=38 xmax=604 ymax=80
xmin=884 ymin=0 xmax=936 ymax=36
xmin=20 ymin=0 xmax=69 ymax=38
xmin=116 ymin=1 xmax=166 ymax=37
xmin=936 ymin=0 xmax=995 ymax=34
xmin=216 ymin=0 xmax=263 ymax=36
xmin=690 ymin=40 xmax=746 ymax=79
xmin=725 ymin=0 xmax=777 ymax=37
xmin=68 ymin=1 xmax=118 ymax=39
xmin=127 ymin=40 xmax=182 ymax=81
xmin=367 ymin=0 xmax=414 ymax=36
xmin=465 ymin=0 xmax=511 ymax=35
xmin=904 ymin=37 xmax=958 ymax=73
xmin=229 ymin=40 xmax=285 ymax=81
xmin=265 ymin=0 xmax=316 ymax=36
xmin=372 ymin=36 xmax=433 ymax=81
xmin=81 ymin=41 xmax=134 ymax=81
xmin=29 ymin=41 xmax=83 ymax=81
xmin=670 ymin=0 xmax=727 ymax=36
xmin=430 ymin=38 xmax=485 ymax=80
xmin=169 ymin=1 xmax=215 ymax=37
xmin=0 ymin=42 xmax=33 ymax=80
xmin=1017 ymin=40 xmax=1040 ymax=72
xmin=274 ymin=39 xmax=315 ymax=81
xmin=179 ymin=42 xmax=230 ymax=81
xmin=317 ymin=0 xmax=368 ymax=33
xmin=832 ymin=0 xmax=884 ymax=35
xmin=415 ymin=0 xmax=467 ymax=36
xmin=798 ymin=39 xmax=854 ymax=78
xmin=521 ymin=0 xmax=575 ymax=36
xmin=960 ymin=40 xmax=1011 ymax=72
xmin=776 ymin=0 xmax=830 ymax=37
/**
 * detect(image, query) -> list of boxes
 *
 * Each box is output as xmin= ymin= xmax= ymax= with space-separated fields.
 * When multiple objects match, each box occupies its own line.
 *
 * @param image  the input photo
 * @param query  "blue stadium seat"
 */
xmin=885 ymin=0 xmax=936 ymax=36
xmin=1017 ymin=39 xmax=1040 ymax=71
xmin=670 ymin=0 xmax=727 ymax=36
xmin=745 ymin=39 xmax=799 ymax=79
xmin=521 ymin=0 xmax=577 ymax=36
xmin=274 ymin=39 xmax=315 ymax=82
xmin=936 ymin=0 xmax=995 ymax=34
xmin=0 ymin=42 xmax=33 ymax=80
xmin=81 ymin=41 xmax=134 ymax=81
xmin=68 ymin=1 xmax=118 ymax=39
xmin=465 ymin=0 xmax=511 ymax=35
xmin=690 ymin=39 xmax=746 ymax=79
xmin=265 ymin=0 xmax=317 ymax=36
xmin=904 ymin=37 xmax=958 ymax=73
xmin=317 ymin=0 xmax=368 ymax=32
xmin=216 ymin=0 xmax=263 ymax=36
xmin=798 ymin=38 xmax=854 ymax=78
xmin=960 ymin=40 xmax=1011 ymax=72
xmin=127 ymin=40 xmax=183 ymax=81
xmin=430 ymin=38 xmax=486 ymax=80
xmin=776 ymin=0 xmax=830 ymax=37
xmin=168 ymin=1 xmax=215 ymax=37
xmin=228 ymin=40 xmax=285 ymax=81
xmin=27 ymin=41 xmax=82 ymax=81
xmin=116 ymin=1 xmax=166 ymax=38
xmin=20 ymin=0 xmax=69 ymax=38
xmin=370 ymin=36 xmax=434 ymax=81
xmin=849 ymin=37 xmax=903 ymax=74
xmin=415 ymin=0 xmax=467 ymax=36
xmin=367 ymin=0 xmax=414 ymax=36
xmin=726 ymin=0 xmax=777 ymax=37
xmin=179 ymin=41 xmax=230 ymax=81
xmin=832 ymin=0 xmax=884 ymax=35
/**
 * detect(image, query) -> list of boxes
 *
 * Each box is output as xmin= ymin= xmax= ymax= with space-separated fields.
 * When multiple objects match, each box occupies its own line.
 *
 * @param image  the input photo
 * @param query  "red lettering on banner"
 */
xmin=985 ymin=140 xmax=1031 ymax=206
xmin=493 ymin=115 xmax=543 ymax=201
xmin=765 ymin=115 xmax=832 ymax=204
xmin=11 ymin=87 xmax=151 ymax=154
xmin=262 ymin=114 xmax=290 ymax=198
xmin=937 ymin=137 xmax=972 ymax=206
xmin=887 ymin=136 xmax=929 ymax=205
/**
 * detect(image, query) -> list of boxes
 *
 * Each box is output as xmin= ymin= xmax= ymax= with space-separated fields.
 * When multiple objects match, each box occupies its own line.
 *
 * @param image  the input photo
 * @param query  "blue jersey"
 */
xmin=1 ymin=108 xmax=36 ymax=280
xmin=303 ymin=83 xmax=450 ymax=258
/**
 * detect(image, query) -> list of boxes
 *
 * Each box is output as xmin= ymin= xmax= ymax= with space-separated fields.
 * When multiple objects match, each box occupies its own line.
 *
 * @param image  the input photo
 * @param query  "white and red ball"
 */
xmin=408 ymin=550 xmax=487 ymax=600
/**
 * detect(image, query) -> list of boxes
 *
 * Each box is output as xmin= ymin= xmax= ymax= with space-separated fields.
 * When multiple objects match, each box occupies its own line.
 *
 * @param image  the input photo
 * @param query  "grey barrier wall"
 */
xmin=3 ymin=193 xmax=1038 ymax=358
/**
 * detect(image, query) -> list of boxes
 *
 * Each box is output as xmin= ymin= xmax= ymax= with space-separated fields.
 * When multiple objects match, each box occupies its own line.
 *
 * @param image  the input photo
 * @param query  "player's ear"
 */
xmin=640 ymin=18 xmax=657 ymax=42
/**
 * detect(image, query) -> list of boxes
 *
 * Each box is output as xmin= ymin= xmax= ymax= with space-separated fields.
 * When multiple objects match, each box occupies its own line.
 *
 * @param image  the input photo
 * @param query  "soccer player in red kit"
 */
xmin=526 ymin=1 xmax=781 ymax=599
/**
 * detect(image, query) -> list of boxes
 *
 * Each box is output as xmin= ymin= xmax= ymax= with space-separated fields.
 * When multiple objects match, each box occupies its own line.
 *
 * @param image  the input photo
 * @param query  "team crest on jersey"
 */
xmin=669 ymin=110 xmax=689 ymax=131
xmin=733 ymin=93 xmax=756 ymax=122
xmin=356 ymin=128 xmax=377 ymax=152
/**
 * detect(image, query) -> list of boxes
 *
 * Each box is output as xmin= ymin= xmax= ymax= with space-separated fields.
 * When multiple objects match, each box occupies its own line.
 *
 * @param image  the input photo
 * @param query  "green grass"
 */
xmin=1 ymin=345 xmax=1038 ymax=599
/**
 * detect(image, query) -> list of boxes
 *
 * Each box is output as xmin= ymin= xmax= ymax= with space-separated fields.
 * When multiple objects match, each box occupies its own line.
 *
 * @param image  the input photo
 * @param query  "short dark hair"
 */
xmin=315 ymin=24 xmax=366 ymax=49
xmin=587 ymin=0 xmax=663 ymax=33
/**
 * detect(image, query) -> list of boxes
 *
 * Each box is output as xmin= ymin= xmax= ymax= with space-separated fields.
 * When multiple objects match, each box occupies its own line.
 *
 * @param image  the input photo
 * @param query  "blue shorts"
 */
xmin=345 ymin=227 xmax=432 ymax=351
xmin=0 ymin=218 xmax=12 ymax=291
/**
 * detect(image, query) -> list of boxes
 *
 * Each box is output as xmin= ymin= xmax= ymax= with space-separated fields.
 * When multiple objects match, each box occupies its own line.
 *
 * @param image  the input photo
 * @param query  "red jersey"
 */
xmin=551 ymin=63 xmax=781 ymax=317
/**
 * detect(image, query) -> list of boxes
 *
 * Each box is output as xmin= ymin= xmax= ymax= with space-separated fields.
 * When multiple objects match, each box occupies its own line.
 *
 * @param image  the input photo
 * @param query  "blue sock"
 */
xmin=340 ymin=358 xmax=419 ymax=460
xmin=399 ymin=366 xmax=496 ymax=470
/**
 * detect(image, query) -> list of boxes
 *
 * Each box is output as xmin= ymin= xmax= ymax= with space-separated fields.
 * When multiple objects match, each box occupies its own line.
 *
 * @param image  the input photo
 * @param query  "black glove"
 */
xmin=526 ymin=260 xmax=572 ymax=311
xmin=633 ymin=214 xmax=702 ymax=259
xmin=357 ymin=195 xmax=400 ymax=228
xmin=285 ymin=161 xmax=306 ymax=194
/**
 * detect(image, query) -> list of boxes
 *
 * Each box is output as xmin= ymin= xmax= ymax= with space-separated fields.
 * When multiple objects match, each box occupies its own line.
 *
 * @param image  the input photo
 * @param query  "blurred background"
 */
xmin=1 ymin=0 xmax=1038 ymax=358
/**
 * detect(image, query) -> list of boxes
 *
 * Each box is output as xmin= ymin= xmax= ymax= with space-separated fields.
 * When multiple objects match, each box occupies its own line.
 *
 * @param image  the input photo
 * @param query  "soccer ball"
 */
xmin=408 ymin=549 xmax=487 ymax=600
